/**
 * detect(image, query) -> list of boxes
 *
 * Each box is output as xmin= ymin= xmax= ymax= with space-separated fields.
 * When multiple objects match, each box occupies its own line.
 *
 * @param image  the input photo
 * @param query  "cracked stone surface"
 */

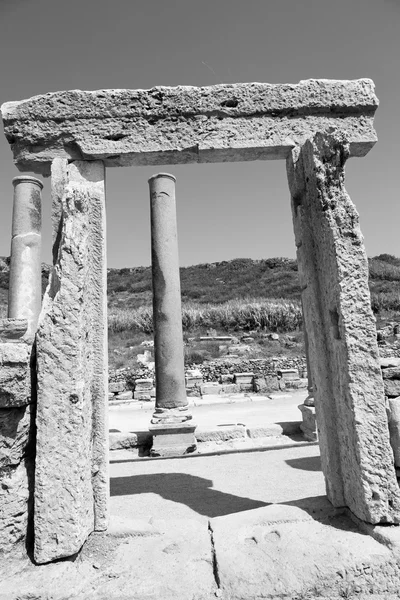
xmin=288 ymin=132 xmax=400 ymax=524
xmin=1 ymin=79 xmax=378 ymax=174
xmin=34 ymin=160 xmax=108 ymax=564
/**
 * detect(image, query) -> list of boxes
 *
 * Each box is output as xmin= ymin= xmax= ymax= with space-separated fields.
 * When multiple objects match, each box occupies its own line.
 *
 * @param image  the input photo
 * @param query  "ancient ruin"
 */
xmin=1 ymin=78 xmax=398 ymax=566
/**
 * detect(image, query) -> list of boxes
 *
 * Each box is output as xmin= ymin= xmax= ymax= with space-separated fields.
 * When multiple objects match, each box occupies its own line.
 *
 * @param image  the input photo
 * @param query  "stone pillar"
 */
xmin=35 ymin=160 xmax=108 ymax=563
xmin=8 ymin=176 xmax=43 ymax=339
xmin=287 ymin=132 xmax=400 ymax=525
xmin=148 ymin=173 xmax=196 ymax=457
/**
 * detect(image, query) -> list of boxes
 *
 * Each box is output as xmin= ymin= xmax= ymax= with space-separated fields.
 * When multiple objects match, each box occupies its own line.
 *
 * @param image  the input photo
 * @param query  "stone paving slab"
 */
xmin=210 ymin=501 xmax=400 ymax=599
xmin=0 ymin=518 xmax=216 ymax=600
xmin=3 ymin=502 xmax=400 ymax=599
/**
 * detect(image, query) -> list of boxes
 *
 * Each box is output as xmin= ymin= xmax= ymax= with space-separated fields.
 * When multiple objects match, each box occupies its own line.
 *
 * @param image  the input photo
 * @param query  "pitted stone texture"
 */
xmin=1 ymin=79 xmax=378 ymax=174
xmin=210 ymin=504 xmax=400 ymax=600
xmin=0 ymin=458 xmax=34 ymax=553
xmin=35 ymin=160 xmax=108 ymax=563
xmin=0 ymin=342 xmax=32 ymax=408
xmin=0 ymin=318 xmax=28 ymax=343
xmin=287 ymin=132 xmax=400 ymax=524
xmin=0 ymin=404 xmax=34 ymax=468
xmin=0 ymin=404 xmax=35 ymax=554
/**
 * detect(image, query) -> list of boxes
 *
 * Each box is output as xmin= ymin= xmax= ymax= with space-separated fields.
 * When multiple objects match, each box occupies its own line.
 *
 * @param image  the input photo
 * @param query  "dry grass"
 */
xmin=108 ymin=297 xmax=303 ymax=334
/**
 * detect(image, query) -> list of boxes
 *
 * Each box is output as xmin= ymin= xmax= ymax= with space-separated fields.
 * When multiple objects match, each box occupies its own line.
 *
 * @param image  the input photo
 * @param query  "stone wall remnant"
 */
xmin=0 ymin=319 xmax=35 ymax=554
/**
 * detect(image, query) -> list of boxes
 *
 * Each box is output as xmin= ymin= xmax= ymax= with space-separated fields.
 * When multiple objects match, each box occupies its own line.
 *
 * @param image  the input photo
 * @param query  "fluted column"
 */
xmin=8 ymin=176 xmax=43 ymax=339
xmin=148 ymin=173 xmax=196 ymax=456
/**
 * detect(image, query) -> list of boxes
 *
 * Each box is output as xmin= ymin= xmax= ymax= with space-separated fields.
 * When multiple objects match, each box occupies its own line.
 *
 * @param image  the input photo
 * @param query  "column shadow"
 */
xmin=110 ymin=472 xmax=269 ymax=518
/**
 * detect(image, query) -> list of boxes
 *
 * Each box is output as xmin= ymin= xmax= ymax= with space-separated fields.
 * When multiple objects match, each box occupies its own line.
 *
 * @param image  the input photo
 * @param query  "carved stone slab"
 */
xmin=1 ymin=79 xmax=378 ymax=174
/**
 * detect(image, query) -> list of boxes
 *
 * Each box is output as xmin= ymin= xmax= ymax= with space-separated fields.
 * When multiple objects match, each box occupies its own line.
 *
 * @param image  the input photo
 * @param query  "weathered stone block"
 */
xmin=234 ymin=373 xmax=254 ymax=384
xmin=150 ymin=422 xmax=197 ymax=457
xmin=201 ymin=384 xmax=221 ymax=395
xmin=115 ymin=390 xmax=133 ymax=401
xmin=0 ymin=458 xmax=34 ymax=553
xmin=384 ymin=380 xmax=400 ymax=398
xmin=298 ymin=404 xmax=318 ymax=442
xmin=380 ymin=357 xmax=400 ymax=368
xmin=0 ymin=342 xmax=32 ymax=408
xmin=134 ymin=391 xmax=152 ymax=401
xmin=234 ymin=373 xmax=254 ymax=391
xmin=109 ymin=381 xmax=125 ymax=394
xmin=0 ymin=318 xmax=28 ymax=343
xmin=134 ymin=378 xmax=153 ymax=391
xmin=277 ymin=368 xmax=299 ymax=380
xmin=382 ymin=367 xmax=400 ymax=380
xmin=0 ymin=404 xmax=34 ymax=468
xmin=1 ymin=80 xmax=378 ymax=174
xmin=185 ymin=375 xmax=203 ymax=388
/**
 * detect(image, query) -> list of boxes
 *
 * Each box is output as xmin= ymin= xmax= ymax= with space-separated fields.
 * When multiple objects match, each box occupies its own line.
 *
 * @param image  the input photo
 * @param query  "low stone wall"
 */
xmin=108 ymin=357 xmax=308 ymax=402
xmin=188 ymin=357 xmax=307 ymax=383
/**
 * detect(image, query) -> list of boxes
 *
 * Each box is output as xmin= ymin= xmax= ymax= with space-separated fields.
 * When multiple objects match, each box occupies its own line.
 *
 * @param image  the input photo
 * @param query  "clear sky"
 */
xmin=0 ymin=0 xmax=398 ymax=267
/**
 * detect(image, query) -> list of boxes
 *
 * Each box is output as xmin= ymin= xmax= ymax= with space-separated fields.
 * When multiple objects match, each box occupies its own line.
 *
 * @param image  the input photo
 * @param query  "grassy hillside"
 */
xmin=1 ymin=254 xmax=400 ymax=317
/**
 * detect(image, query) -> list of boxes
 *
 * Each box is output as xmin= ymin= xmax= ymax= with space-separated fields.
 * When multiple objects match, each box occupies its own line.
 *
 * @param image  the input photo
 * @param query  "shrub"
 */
xmin=108 ymin=297 xmax=303 ymax=335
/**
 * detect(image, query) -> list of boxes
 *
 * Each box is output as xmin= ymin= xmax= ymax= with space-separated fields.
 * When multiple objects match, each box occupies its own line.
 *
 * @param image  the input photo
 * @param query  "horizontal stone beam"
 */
xmin=1 ymin=79 xmax=378 ymax=175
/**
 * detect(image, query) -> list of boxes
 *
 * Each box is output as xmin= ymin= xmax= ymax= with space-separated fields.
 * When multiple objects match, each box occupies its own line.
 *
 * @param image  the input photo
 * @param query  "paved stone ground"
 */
xmin=4 ymin=444 xmax=400 ymax=599
xmin=110 ymin=444 xmax=324 ymax=523
xmin=4 ymin=393 xmax=400 ymax=599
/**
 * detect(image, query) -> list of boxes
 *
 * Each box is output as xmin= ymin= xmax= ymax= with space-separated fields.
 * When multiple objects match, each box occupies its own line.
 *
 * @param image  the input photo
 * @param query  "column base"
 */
xmin=149 ymin=422 xmax=197 ymax=457
xmin=298 ymin=404 xmax=318 ymax=442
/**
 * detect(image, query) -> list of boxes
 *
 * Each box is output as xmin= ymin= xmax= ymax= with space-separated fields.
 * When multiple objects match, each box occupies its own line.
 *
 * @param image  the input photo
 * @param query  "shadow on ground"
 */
xmin=110 ymin=472 xmax=270 ymax=518
xmin=285 ymin=455 xmax=321 ymax=471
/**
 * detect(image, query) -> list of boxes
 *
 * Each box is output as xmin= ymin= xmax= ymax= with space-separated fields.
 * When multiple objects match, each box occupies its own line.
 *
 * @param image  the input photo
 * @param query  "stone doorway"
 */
xmin=2 ymin=79 xmax=399 ymax=566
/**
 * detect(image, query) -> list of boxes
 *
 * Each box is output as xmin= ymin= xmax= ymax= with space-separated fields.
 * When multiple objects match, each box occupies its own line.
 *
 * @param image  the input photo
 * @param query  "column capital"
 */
xmin=12 ymin=175 xmax=43 ymax=190
xmin=148 ymin=172 xmax=176 ymax=184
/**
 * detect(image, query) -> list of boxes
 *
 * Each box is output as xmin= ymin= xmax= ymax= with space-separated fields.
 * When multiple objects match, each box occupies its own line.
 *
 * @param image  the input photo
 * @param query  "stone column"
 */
xmin=148 ymin=173 xmax=196 ymax=457
xmin=8 ymin=176 xmax=43 ymax=339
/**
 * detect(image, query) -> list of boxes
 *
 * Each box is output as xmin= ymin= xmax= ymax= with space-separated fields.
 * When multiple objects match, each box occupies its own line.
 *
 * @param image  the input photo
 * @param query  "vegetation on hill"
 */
xmin=1 ymin=253 xmax=400 ymax=322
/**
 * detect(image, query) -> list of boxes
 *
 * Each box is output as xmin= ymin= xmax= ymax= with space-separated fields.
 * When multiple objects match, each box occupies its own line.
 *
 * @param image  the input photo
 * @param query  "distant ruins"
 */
xmin=1 ymin=79 xmax=399 ymax=564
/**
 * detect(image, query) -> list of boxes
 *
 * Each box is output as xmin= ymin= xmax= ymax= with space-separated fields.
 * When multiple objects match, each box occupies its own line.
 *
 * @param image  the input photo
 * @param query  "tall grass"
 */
xmin=108 ymin=298 xmax=303 ymax=334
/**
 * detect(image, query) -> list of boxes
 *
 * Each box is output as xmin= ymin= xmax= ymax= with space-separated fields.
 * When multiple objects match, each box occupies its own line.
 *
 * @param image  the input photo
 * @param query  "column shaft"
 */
xmin=8 ymin=176 xmax=43 ymax=338
xmin=148 ymin=173 xmax=196 ymax=456
xmin=150 ymin=173 xmax=187 ymax=413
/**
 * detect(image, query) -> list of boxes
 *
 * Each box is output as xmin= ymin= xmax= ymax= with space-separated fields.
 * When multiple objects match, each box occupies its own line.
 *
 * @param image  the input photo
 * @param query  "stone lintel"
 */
xmin=1 ymin=79 xmax=378 ymax=174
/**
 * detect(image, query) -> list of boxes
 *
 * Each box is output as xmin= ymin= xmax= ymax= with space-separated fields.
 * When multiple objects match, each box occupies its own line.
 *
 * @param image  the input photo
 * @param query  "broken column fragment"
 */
xmin=34 ymin=160 xmax=108 ymax=564
xmin=287 ymin=132 xmax=400 ymax=524
xmin=148 ymin=173 xmax=196 ymax=457
xmin=8 ymin=176 xmax=43 ymax=339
